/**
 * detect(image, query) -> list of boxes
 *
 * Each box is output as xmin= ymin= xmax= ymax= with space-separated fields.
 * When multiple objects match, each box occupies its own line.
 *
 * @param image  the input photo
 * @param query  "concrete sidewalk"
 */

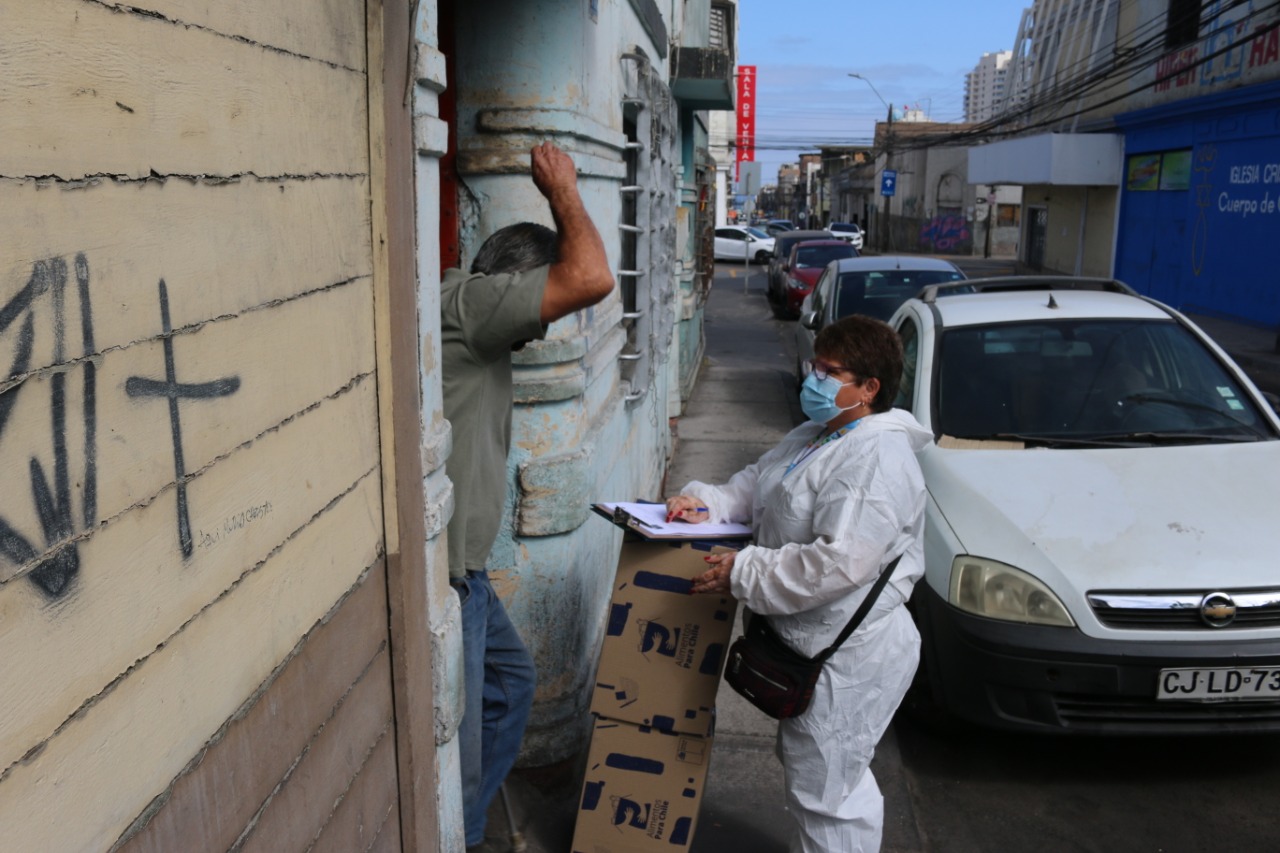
xmin=486 ymin=263 xmax=919 ymax=852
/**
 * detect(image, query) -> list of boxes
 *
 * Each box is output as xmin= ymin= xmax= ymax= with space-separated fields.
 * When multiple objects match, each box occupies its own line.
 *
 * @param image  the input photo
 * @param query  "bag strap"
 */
xmin=812 ymin=553 xmax=904 ymax=664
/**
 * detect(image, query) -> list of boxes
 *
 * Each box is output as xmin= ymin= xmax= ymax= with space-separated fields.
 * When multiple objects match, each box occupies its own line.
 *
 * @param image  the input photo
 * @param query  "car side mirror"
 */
xmin=800 ymin=311 xmax=820 ymax=330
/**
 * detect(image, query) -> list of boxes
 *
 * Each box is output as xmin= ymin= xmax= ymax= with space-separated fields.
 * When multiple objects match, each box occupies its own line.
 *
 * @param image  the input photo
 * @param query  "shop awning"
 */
xmin=969 ymin=133 xmax=1123 ymax=186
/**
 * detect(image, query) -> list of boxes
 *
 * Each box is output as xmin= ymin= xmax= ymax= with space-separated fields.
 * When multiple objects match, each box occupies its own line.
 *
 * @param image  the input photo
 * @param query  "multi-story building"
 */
xmin=776 ymin=162 xmax=801 ymax=220
xmin=707 ymin=2 xmax=740 ymax=229
xmin=969 ymin=0 xmax=1280 ymax=335
xmin=799 ymin=153 xmax=823 ymax=227
xmin=965 ymin=50 xmax=1014 ymax=122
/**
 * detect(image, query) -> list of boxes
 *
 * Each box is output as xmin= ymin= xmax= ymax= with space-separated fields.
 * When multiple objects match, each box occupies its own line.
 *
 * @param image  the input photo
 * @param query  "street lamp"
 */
xmin=848 ymin=73 xmax=894 ymax=251
xmin=848 ymin=73 xmax=891 ymax=121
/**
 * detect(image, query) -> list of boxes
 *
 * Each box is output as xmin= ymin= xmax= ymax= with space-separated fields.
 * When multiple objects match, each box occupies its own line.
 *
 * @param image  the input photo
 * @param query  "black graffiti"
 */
xmin=197 ymin=501 xmax=273 ymax=550
xmin=0 ymin=255 xmax=98 ymax=598
xmin=126 ymin=280 xmax=240 ymax=559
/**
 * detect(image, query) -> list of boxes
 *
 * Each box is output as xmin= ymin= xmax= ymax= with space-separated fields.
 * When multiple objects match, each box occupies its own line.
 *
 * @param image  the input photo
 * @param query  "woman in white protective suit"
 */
xmin=666 ymin=314 xmax=931 ymax=853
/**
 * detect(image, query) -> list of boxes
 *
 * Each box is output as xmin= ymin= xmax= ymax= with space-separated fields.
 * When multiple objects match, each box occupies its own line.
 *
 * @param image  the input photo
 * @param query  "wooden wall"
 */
xmin=0 ymin=0 xmax=398 ymax=848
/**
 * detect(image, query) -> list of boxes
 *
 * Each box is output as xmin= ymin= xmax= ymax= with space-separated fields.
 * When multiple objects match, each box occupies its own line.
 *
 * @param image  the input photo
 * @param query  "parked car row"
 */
xmin=766 ymin=230 xmax=848 ymax=318
xmin=714 ymin=223 xmax=870 ymax=272
xmin=773 ymin=262 xmax=1280 ymax=737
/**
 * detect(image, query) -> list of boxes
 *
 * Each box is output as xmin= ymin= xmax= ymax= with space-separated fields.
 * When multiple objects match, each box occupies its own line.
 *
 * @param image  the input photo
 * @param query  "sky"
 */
xmin=736 ymin=0 xmax=1034 ymax=184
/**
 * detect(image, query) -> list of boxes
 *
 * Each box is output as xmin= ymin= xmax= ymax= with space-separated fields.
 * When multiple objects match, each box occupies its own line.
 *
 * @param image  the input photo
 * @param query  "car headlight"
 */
xmin=949 ymin=556 xmax=1075 ymax=626
xmin=786 ymin=277 xmax=807 ymax=290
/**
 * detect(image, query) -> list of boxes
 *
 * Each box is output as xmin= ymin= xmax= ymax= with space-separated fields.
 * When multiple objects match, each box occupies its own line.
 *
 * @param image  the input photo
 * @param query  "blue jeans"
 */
xmin=455 ymin=571 xmax=537 ymax=847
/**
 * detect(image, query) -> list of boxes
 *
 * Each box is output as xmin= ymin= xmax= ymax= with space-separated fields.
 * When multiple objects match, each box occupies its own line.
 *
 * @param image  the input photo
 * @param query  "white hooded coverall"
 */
xmin=683 ymin=409 xmax=932 ymax=853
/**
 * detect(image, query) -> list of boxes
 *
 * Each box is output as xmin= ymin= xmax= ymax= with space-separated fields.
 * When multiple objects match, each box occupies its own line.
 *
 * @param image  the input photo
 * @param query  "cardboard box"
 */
xmin=574 ymin=540 xmax=742 ymax=852
xmin=571 ymin=716 xmax=712 ymax=853
xmin=590 ymin=541 xmax=738 ymax=737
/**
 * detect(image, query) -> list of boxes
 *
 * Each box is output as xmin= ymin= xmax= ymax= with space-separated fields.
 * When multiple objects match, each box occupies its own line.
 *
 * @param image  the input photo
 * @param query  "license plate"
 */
xmin=1157 ymin=666 xmax=1280 ymax=701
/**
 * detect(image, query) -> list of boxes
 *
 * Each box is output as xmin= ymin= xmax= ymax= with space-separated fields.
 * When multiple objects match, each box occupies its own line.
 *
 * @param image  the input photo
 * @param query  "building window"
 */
xmin=1126 ymin=149 xmax=1191 ymax=191
xmin=710 ymin=3 xmax=734 ymax=53
xmin=1166 ymin=0 xmax=1202 ymax=49
xmin=996 ymin=205 xmax=1020 ymax=227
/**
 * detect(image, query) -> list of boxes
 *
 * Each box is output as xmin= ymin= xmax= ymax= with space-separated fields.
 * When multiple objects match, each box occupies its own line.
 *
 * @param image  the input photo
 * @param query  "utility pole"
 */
xmin=849 ymin=73 xmax=893 ymax=252
xmin=883 ymin=104 xmax=893 ymax=252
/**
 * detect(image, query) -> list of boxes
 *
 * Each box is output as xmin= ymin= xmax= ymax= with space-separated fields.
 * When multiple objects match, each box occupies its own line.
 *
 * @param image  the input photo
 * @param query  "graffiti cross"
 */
xmin=126 ymin=280 xmax=240 ymax=559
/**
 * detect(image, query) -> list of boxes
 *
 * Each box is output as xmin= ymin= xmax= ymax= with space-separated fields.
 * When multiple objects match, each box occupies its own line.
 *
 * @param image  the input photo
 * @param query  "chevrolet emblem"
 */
xmin=1199 ymin=592 xmax=1237 ymax=628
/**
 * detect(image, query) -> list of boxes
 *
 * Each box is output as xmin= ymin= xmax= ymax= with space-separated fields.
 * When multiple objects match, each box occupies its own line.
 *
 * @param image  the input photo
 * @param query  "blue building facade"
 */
xmin=1114 ymin=77 xmax=1280 ymax=332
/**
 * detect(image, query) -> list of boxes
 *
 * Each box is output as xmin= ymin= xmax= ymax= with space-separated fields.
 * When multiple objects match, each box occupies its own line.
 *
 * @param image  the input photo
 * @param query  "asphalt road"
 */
xmin=691 ymin=260 xmax=1280 ymax=853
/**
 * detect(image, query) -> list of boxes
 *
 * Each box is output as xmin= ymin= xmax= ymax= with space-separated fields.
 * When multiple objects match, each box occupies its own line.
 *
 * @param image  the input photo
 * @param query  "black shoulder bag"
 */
xmin=723 ymin=554 xmax=903 ymax=720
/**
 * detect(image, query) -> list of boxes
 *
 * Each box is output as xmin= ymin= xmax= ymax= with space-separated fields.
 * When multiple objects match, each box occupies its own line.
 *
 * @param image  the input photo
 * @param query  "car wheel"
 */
xmin=898 ymin=591 xmax=960 ymax=734
xmin=754 ymin=250 xmax=770 ymax=264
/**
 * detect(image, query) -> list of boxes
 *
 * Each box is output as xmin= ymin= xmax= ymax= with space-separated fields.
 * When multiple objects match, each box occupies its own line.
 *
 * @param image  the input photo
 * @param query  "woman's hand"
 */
xmin=691 ymin=550 xmax=736 ymax=595
xmin=665 ymin=494 xmax=709 ymax=524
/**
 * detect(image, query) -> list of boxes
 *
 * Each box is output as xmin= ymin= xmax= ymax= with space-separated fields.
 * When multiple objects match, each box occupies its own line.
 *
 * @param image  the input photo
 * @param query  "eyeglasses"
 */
xmin=807 ymin=358 xmax=852 ymax=381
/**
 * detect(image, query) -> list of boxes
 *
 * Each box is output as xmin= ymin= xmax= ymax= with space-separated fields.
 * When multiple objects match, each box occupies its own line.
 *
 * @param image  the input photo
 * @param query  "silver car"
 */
xmin=794 ymin=256 xmax=965 ymax=383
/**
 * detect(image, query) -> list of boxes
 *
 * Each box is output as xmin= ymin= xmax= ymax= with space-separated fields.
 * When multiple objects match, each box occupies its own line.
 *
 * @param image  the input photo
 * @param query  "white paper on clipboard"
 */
xmin=594 ymin=501 xmax=752 ymax=540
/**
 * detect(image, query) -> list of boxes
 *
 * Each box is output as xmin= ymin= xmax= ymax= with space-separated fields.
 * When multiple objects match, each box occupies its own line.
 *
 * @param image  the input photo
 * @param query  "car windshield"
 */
xmin=795 ymin=245 xmax=854 ymax=268
xmin=836 ymin=269 xmax=964 ymax=320
xmin=830 ymin=223 xmax=860 ymax=233
xmin=745 ymin=227 xmax=770 ymax=239
xmin=935 ymin=318 xmax=1275 ymax=444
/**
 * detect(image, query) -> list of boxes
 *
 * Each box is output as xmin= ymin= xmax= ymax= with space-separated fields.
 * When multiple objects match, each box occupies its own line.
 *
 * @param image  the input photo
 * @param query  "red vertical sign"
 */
xmin=736 ymin=65 xmax=756 ymax=184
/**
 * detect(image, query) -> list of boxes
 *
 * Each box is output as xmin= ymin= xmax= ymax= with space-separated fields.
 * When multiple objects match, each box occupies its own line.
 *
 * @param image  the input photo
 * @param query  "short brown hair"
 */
xmin=813 ymin=315 xmax=903 ymax=412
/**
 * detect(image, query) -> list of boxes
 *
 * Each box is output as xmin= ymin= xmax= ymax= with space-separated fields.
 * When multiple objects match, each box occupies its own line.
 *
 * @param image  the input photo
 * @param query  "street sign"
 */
xmin=880 ymin=169 xmax=897 ymax=197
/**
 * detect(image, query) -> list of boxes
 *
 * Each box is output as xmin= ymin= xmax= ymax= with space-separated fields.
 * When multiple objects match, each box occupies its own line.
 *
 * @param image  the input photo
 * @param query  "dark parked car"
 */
xmin=765 ymin=229 xmax=834 ymax=316
xmin=794 ymin=255 xmax=966 ymax=380
xmin=777 ymin=240 xmax=857 ymax=318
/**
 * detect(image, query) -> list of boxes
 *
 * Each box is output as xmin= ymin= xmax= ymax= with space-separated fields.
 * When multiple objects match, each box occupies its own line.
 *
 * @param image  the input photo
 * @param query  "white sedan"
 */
xmin=713 ymin=226 xmax=775 ymax=263
xmin=828 ymin=222 xmax=864 ymax=251
xmin=889 ymin=277 xmax=1280 ymax=735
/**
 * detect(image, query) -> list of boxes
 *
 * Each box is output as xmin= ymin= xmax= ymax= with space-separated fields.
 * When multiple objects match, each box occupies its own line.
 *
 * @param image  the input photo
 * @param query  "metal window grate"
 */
xmin=709 ymin=3 xmax=731 ymax=52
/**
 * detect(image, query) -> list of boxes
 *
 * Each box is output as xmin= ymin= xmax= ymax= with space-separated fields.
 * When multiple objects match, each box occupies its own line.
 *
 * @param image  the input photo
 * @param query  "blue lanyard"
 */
xmin=784 ymin=419 xmax=861 ymax=477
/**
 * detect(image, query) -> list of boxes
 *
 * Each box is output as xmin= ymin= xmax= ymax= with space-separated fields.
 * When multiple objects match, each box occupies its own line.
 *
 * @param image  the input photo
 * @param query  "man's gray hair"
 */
xmin=470 ymin=222 xmax=558 ymax=275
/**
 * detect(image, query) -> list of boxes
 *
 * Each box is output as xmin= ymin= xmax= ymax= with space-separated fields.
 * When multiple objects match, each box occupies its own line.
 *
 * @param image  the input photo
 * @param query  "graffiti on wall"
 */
xmin=125 ymin=280 xmax=240 ymax=558
xmin=0 ymin=256 xmax=98 ymax=598
xmin=0 ymin=257 xmax=241 ymax=599
xmin=1192 ymin=145 xmax=1218 ymax=275
xmin=1155 ymin=1 xmax=1279 ymax=92
xmin=919 ymin=215 xmax=971 ymax=253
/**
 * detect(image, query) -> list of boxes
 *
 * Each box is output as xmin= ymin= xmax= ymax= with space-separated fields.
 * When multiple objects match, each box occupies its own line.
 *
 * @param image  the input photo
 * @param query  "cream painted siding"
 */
xmin=0 ymin=1 xmax=395 ymax=849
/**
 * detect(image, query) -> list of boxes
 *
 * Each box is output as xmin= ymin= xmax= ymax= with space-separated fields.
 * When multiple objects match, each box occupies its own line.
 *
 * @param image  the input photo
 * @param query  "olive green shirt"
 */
xmin=440 ymin=266 xmax=549 ymax=578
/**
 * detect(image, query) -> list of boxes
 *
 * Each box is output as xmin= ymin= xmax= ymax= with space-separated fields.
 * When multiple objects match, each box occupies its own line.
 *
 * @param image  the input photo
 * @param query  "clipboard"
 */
xmin=591 ymin=500 xmax=752 ymax=542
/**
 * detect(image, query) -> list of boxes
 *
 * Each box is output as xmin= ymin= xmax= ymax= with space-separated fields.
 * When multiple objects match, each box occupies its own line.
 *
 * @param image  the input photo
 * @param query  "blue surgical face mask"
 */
xmin=800 ymin=372 xmax=863 ymax=423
